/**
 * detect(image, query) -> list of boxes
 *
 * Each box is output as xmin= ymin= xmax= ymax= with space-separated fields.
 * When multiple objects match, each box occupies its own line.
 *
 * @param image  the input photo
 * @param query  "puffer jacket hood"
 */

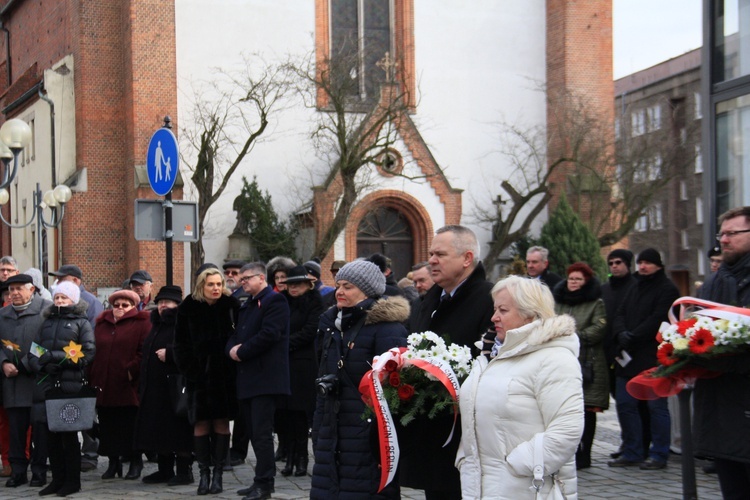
xmin=496 ymin=314 xmax=579 ymax=360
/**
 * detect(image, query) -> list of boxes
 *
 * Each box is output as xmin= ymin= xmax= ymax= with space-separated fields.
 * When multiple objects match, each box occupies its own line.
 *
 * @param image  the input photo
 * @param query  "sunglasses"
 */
xmin=112 ymin=302 xmax=133 ymax=309
xmin=224 ymin=270 xmax=240 ymax=276
xmin=608 ymin=259 xmax=624 ymax=266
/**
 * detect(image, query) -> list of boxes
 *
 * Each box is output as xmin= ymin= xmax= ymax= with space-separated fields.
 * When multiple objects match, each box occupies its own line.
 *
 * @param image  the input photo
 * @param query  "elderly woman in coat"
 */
xmin=276 ymin=265 xmax=324 ymax=478
xmin=311 ymin=260 xmax=409 ymax=500
xmin=456 ymin=275 xmax=584 ymax=500
xmin=88 ymin=289 xmax=151 ymax=481
xmin=29 ymin=282 xmax=95 ymax=497
xmin=553 ymin=262 xmax=608 ymax=470
xmin=134 ymin=285 xmax=194 ymax=486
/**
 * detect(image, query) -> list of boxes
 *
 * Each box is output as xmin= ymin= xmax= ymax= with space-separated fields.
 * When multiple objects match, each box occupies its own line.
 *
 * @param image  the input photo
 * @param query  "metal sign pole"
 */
xmin=165 ymin=192 xmax=173 ymax=286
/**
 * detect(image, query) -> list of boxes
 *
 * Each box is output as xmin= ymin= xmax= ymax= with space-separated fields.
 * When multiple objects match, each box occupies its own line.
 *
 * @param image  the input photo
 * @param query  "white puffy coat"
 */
xmin=456 ymin=315 xmax=584 ymax=500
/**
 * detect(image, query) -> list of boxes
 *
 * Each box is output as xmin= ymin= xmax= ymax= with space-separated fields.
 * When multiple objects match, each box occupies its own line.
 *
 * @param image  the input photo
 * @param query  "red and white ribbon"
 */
xmin=359 ymin=347 xmax=462 ymax=491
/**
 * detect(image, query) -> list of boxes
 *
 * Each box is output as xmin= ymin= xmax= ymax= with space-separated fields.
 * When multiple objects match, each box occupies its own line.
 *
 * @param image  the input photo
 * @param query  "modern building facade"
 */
xmin=702 ymin=0 xmax=750 ymax=238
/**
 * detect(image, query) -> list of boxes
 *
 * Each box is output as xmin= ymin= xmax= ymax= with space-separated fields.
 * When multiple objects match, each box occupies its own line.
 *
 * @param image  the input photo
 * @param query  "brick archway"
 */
xmin=345 ymin=190 xmax=433 ymax=266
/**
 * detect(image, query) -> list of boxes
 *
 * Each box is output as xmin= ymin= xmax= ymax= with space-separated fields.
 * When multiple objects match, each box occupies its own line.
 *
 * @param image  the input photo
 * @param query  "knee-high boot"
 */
xmin=577 ymin=411 xmax=597 ymax=469
xmin=209 ymin=433 xmax=230 ymax=494
xmin=294 ymin=437 xmax=308 ymax=477
xmin=194 ymin=436 xmax=211 ymax=495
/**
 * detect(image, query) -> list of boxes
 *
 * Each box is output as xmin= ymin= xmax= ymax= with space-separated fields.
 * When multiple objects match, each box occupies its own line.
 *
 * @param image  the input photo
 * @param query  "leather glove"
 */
xmin=43 ymin=363 xmax=62 ymax=375
xmin=39 ymin=351 xmax=53 ymax=365
xmin=616 ymin=330 xmax=634 ymax=350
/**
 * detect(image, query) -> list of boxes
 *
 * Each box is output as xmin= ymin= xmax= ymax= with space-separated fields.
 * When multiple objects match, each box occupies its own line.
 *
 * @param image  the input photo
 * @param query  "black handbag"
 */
xmin=167 ymin=373 xmax=189 ymax=417
xmin=45 ymin=382 xmax=97 ymax=432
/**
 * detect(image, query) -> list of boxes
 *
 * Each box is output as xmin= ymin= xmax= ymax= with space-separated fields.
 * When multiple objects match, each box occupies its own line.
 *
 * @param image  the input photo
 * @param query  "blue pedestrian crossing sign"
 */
xmin=146 ymin=128 xmax=179 ymax=196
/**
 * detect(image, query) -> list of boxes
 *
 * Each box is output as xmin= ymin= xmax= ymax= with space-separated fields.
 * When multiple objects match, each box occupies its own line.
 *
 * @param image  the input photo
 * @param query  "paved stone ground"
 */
xmin=1 ymin=406 xmax=723 ymax=499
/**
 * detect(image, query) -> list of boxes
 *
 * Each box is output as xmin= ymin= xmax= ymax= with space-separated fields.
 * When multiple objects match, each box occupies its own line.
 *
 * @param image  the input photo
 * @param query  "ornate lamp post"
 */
xmin=0 ymin=118 xmax=72 ymax=271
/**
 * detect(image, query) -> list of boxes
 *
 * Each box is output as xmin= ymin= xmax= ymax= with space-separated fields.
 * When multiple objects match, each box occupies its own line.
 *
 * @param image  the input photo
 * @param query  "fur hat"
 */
xmin=637 ymin=248 xmax=663 ymax=268
xmin=53 ymin=281 xmax=80 ymax=304
xmin=607 ymin=249 xmax=634 ymax=268
xmin=154 ymin=285 xmax=183 ymax=304
xmin=335 ymin=260 xmax=386 ymax=298
xmin=108 ymin=289 xmax=141 ymax=307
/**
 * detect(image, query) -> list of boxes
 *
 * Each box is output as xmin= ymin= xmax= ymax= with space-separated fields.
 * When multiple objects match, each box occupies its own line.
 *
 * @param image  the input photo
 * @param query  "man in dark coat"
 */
xmin=694 ymin=206 xmax=750 ymax=498
xmin=405 ymin=225 xmax=495 ymax=500
xmin=526 ymin=245 xmax=563 ymax=289
xmin=0 ymin=274 xmax=52 ymax=487
xmin=600 ymin=249 xmax=648 ymax=460
xmin=227 ymin=262 xmax=290 ymax=500
xmin=609 ymin=248 xmax=679 ymax=471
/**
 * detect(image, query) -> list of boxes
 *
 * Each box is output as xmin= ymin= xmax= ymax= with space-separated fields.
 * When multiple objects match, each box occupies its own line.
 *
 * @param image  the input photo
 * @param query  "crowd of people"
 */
xmin=0 ymin=208 xmax=745 ymax=499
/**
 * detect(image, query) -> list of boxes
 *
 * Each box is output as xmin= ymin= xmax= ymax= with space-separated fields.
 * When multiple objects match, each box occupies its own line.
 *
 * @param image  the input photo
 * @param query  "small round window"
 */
xmin=376 ymin=148 xmax=403 ymax=176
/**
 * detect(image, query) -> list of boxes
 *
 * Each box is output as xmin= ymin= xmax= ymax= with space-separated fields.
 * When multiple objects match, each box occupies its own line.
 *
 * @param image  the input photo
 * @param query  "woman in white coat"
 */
xmin=456 ymin=275 xmax=584 ymax=499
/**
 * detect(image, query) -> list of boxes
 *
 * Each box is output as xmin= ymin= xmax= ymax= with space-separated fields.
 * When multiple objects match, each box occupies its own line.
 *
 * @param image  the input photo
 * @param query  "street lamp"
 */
xmin=0 ymin=119 xmax=32 ymax=189
xmin=0 ymin=118 xmax=72 ymax=271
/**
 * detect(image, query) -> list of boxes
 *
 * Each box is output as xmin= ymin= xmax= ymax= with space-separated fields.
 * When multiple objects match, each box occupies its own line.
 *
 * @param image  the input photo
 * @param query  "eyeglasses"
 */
xmin=716 ymin=229 xmax=750 ymax=239
xmin=112 ymin=302 xmax=132 ymax=309
xmin=608 ymin=259 xmax=623 ymax=266
xmin=0 ymin=268 xmax=15 ymax=274
xmin=239 ymin=274 xmax=262 ymax=283
xmin=224 ymin=270 xmax=240 ymax=276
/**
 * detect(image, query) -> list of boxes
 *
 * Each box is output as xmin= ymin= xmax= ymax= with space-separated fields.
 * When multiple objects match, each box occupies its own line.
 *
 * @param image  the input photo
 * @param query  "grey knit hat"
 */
xmin=335 ymin=260 xmax=386 ymax=298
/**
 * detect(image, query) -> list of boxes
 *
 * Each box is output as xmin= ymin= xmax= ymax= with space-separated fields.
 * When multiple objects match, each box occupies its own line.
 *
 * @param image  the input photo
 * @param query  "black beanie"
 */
xmin=637 ymin=248 xmax=663 ymax=268
xmin=607 ymin=249 xmax=634 ymax=268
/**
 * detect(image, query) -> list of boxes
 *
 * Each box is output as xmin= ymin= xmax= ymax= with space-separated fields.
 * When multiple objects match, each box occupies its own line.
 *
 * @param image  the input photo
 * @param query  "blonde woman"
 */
xmin=174 ymin=268 xmax=240 ymax=495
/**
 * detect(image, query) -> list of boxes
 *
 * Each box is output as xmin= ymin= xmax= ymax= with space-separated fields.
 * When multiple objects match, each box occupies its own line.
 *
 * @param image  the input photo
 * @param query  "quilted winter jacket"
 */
xmin=456 ymin=315 xmax=584 ymax=500
xmin=310 ymin=296 xmax=409 ymax=500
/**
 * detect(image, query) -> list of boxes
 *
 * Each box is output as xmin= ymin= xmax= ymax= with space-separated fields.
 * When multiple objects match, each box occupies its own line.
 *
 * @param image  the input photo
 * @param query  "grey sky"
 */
xmin=614 ymin=0 xmax=703 ymax=79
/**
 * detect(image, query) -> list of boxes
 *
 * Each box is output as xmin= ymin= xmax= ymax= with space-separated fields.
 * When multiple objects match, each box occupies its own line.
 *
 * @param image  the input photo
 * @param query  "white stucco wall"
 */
xmin=175 ymin=1 xmax=547 ymax=268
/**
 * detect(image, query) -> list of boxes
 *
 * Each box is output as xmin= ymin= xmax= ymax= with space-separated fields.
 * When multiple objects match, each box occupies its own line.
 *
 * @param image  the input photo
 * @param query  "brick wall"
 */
xmin=0 ymin=0 xmax=182 ymax=292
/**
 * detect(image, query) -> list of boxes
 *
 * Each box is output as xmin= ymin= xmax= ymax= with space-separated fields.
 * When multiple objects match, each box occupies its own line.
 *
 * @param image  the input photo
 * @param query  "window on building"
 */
xmin=694 ymin=91 xmax=702 ymax=119
xmin=697 ymin=248 xmax=706 ymax=276
xmin=647 ymin=104 xmax=661 ymax=131
xmin=635 ymin=214 xmax=648 ymax=232
xmin=712 ymin=0 xmax=750 ymax=83
xmin=631 ymin=109 xmax=646 ymax=136
xmin=681 ymin=229 xmax=690 ymax=249
xmin=648 ymin=155 xmax=662 ymax=181
xmin=715 ymin=94 xmax=750 ymax=215
xmin=680 ymin=180 xmax=688 ymax=200
xmin=696 ymin=196 xmax=704 ymax=224
xmin=695 ymin=144 xmax=703 ymax=173
xmin=319 ymin=0 xmax=415 ymax=109
xmin=649 ymin=203 xmax=664 ymax=230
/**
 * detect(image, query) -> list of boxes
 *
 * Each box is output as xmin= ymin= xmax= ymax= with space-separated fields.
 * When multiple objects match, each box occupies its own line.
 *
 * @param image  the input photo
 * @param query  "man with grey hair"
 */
xmin=0 ymin=274 xmax=51 ymax=487
xmin=411 ymin=262 xmax=434 ymax=297
xmin=405 ymin=225 xmax=495 ymax=500
xmin=526 ymin=245 xmax=563 ymax=289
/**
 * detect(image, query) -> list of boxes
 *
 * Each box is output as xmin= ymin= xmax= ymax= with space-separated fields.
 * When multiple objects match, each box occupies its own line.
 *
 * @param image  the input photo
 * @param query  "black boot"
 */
xmin=124 ymin=453 xmax=143 ymax=480
xmin=101 ymin=457 xmax=122 ymax=480
xmin=294 ymin=438 xmax=308 ymax=477
xmin=142 ymin=453 xmax=175 ymax=484
xmin=280 ymin=446 xmax=295 ymax=477
xmin=210 ymin=433 xmax=230 ymax=494
xmin=195 ymin=436 xmax=211 ymax=495
xmin=167 ymin=454 xmax=194 ymax=486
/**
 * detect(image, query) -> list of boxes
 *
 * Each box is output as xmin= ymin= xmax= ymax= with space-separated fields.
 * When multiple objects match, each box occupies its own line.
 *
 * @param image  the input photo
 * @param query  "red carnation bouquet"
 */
xmin=627 ymin=297 xmax=750 ymax=400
